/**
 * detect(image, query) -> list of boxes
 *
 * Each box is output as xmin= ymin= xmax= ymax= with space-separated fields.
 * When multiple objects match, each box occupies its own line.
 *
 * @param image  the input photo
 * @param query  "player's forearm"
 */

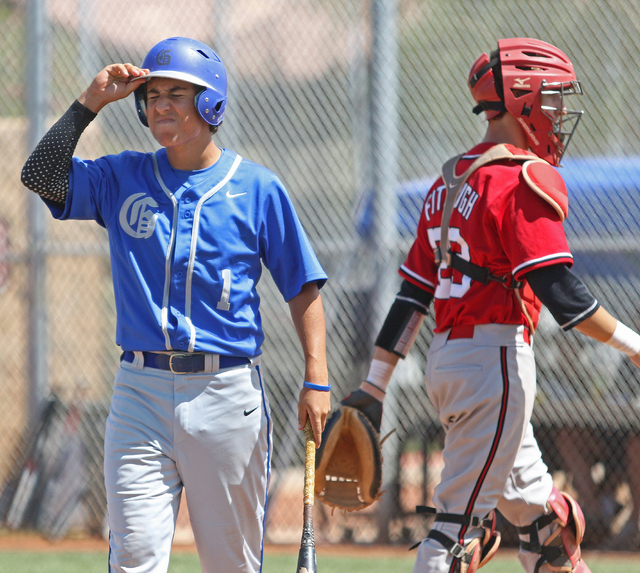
xmin=21 ymin=101 xmax=96 ymax=204
xmin=290 ymin=282 xmax=330 ymax=444
xmin=359 ymin=279 xmax=432 ymax=401
xmin=575 ymin=307 xmax=640 ymax=367
xmin=77 ymin=88 xmax=107 ymax=115
xmin=573 ymin=306 xmax=618 ymax=342
xmin=288 ymin=282 xmax=329 ymax=386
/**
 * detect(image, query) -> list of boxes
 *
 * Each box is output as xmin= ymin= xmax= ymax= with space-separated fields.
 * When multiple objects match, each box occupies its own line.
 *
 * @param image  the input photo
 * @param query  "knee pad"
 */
xmin=517 ymin=487 xmax=592 ymax=573
xmin=415 ymin=506 xmax=501 ymax=573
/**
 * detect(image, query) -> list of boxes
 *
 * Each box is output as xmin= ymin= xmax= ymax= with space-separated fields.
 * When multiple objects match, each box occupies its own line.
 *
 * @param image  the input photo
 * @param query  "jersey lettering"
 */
xmin=119 ymin=193 xmax=158 ymax=239
xmin=423 ymin=184 xmax=445 ymax=222
xmin=453 ymin=183 xmax=479 ymax=220
xmin=426 ymin=226 xmax=472 ymax=299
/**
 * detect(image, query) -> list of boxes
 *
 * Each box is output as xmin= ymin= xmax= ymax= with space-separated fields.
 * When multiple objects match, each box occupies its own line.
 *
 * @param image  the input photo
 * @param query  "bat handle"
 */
xmin=303 ymin=419 xmax=316 ymax=506
xmin=297 ymin=418 xmax=318 ymax=572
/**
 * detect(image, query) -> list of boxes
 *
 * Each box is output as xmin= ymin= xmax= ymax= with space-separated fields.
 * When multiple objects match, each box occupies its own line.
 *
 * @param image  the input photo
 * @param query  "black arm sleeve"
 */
xmin=375 ymin=279 xmax=433 ymax=356
xmin=526 ymin=264 xmax=600 ymax=330
xmin=21 ymin=100 xmax=97 ymax=204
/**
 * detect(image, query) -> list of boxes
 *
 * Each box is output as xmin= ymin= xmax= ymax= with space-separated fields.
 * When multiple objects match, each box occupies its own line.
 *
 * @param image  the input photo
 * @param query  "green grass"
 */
xmin=0 ymin=550 xmax=638 ymax=573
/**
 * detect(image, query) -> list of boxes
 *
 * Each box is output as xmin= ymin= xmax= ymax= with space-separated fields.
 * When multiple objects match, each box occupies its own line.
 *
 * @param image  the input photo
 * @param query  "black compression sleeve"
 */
xmin=21 ymin=100 xmax=97 ymax=204
xmin=526 ymin=264 xmax=600 ymax=330
xmin=375 ymin=280 xmax=433 ymax=356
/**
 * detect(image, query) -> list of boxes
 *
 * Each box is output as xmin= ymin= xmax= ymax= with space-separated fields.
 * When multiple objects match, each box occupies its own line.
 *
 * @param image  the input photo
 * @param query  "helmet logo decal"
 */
xmin=119 ymin=193 xmax=159 ymax=239
xmin=155 ymin=49 xmax=171 ymax=66
xmin=513 ymin=77 xmax=531 ymax=89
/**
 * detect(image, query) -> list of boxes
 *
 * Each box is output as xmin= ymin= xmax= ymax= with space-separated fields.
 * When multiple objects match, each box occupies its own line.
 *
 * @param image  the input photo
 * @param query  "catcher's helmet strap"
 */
xmin=472 ymin=100 xmax=506 ymax=115
xmin=468 ymin=56 xmax=498 ymax=89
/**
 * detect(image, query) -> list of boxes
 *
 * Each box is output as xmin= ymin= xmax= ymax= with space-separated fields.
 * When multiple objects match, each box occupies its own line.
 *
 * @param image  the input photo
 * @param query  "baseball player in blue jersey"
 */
xmin=21 ymin=36 xmax=331 ymax=572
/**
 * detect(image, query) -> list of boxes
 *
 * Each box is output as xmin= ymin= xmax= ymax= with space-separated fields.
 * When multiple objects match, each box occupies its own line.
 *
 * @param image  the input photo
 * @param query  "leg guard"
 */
xmin=517 ymin=487 xmax=592 ymax=573
xmin=415 ymin=506 xmax=501 ymax=573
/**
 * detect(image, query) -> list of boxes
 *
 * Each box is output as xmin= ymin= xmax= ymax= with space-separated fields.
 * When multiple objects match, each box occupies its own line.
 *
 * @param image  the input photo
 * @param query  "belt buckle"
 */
xmin=169 ymin=353 xmax=190 ymax=374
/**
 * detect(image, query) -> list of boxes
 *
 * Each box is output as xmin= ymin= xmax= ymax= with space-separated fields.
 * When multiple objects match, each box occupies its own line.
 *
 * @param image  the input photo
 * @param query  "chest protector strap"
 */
xmin=437 ymin=144 xmax=548 ymax=291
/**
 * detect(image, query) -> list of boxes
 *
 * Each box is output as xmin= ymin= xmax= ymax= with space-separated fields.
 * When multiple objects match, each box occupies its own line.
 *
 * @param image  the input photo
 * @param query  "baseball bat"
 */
xmin=296 ymin=418 xmax=318 ymax=573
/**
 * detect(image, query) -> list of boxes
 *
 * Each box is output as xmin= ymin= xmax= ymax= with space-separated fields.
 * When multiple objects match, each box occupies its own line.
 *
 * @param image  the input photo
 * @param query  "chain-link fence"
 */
xmin=1 ymin=0 xmax=640 ymax=552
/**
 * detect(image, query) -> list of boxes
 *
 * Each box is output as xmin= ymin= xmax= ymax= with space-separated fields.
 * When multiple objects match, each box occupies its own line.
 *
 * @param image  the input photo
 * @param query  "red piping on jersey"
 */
xmin=448 ymin=346 xmax=510 ymax=573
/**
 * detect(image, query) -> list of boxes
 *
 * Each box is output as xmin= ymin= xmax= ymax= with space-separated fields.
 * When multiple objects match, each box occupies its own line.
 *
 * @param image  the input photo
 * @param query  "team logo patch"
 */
xmin=119 ymin=193 xmax=159 ymax=239
xmin=155 ymin=49 xmax=171 ymax=66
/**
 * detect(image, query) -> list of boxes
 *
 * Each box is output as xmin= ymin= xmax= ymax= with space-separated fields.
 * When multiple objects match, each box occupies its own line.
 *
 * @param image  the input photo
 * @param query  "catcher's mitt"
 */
xmin=314 ymin=402 xmax=383 ymax=511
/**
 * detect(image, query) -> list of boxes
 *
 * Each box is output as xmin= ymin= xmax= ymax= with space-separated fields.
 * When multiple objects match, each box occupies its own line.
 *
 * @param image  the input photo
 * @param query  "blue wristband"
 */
xmin=303 ymin=381 xmax=331 ymax=392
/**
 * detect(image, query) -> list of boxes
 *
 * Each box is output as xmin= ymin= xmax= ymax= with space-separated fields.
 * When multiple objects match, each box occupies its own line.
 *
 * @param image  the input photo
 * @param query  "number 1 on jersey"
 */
xmin=217 ymin=269 xmax=231 ymax=311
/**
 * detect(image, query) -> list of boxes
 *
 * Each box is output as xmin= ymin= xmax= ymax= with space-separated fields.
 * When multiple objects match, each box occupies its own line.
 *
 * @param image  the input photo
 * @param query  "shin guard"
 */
xmin=517 ymin=487 xmax=592 ymax=573
xmin=416 ymin=507 xmax=501 ymax=573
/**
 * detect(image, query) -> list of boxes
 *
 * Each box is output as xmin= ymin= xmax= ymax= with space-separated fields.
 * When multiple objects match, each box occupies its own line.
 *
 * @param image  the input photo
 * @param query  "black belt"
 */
xmin=121 ymin=351 xmax=250 ymax=374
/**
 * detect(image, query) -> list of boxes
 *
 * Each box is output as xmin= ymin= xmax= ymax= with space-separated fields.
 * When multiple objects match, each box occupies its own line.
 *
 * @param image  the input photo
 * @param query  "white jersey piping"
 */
xmin=152 ymin=152 xmax=179 ymax=350
xmin=561 ymin=299 xmax=599 ymax=330
xmin=185 ymin=154 xmax=243 ymax=352
xmin=400 ymin=264 xmax=436 ymax=290
xmin=512 ymin=253 xmax=573 ymax=277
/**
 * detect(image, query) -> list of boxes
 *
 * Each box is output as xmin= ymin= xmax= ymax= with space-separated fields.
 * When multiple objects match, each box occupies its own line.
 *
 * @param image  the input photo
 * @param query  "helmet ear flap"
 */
xmin=195 ymin=87 xmax=226 ymax=126
xmin=135 ymin=84 xmax=149 ymax=127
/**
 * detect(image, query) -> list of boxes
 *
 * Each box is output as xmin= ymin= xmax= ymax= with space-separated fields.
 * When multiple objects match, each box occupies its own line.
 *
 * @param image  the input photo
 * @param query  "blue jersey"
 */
xmin=46 ymin=148 xmax=327 ymax=356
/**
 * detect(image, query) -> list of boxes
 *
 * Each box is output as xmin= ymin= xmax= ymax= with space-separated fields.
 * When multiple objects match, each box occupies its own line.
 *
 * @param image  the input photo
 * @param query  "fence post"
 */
xmin=26 ymin=0 xmax=49 ymax=427
xmin=369 ymin=0 xmax=400 ymax=543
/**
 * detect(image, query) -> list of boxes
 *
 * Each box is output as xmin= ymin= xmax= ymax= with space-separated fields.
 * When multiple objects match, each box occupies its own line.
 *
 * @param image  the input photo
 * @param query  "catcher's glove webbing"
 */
xmin=315 ymin=402 xmax=383 ymax=511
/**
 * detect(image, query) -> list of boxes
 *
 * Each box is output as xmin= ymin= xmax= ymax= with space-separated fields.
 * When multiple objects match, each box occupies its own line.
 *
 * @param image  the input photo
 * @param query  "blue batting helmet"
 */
xmin=134 ymin=37 xmax=227 ymax=127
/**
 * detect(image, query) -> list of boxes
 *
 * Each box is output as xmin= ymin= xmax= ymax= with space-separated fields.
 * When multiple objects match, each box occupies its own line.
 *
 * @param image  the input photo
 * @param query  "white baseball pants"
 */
xmin=105 ymin=357 xmax=271 ymax=573
xmin=412 ymin=324 xmax=554 ymax=573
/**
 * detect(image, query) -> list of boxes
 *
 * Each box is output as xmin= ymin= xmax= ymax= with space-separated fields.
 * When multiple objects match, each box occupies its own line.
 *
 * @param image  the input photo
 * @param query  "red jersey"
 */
xmin=400 ymin=143 xmax=573 ymax=332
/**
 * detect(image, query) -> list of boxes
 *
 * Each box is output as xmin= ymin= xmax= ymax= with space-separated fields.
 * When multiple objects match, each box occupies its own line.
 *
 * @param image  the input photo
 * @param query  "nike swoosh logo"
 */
xmin=244 ymin=406 xmax=259 ymax=416
xmin=226 ymin=190 xmax=247 ymax=198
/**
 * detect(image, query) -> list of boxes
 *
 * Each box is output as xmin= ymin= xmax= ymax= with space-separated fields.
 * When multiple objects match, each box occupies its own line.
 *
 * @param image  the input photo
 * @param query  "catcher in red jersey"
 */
xmin=326 ymin=38 xmax=640 ymax=573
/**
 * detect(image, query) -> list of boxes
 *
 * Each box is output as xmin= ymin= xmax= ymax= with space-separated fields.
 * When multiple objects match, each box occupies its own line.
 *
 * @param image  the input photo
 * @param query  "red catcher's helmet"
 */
xmin=468 ymin=38 xmax=584 ymax=166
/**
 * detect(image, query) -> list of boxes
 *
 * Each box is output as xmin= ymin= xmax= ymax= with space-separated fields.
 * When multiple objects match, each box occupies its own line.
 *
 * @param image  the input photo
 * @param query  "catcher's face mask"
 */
xmin=540 ymin=80 xmax=584 ymax=166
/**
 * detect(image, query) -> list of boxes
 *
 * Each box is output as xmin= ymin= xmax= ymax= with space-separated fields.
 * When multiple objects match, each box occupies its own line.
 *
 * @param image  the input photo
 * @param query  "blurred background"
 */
xmin=1 ymin=0 xmax=639 ymax=552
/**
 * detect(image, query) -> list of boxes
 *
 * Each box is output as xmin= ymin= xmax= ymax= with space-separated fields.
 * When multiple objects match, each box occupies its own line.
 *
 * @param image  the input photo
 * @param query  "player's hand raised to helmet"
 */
xmin=79 ymin=63 xmax=149 ymax=114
